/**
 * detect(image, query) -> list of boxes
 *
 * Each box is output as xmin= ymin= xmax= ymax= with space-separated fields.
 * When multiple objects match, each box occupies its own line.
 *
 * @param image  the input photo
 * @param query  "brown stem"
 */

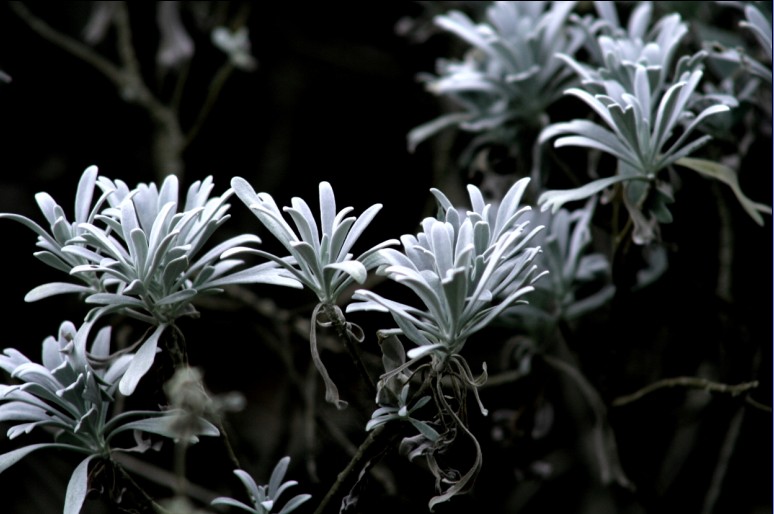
xmin=612 ymin=377 xmax=761 ymax=407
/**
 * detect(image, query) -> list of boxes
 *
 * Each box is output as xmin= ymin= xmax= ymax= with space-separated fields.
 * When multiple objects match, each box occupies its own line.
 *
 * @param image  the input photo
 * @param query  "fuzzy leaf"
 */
xmin=538 ymin=175 xmax=637 ymax=213
xmin=676 ymin=157 xmax=772 ymax=225
xmin=64 ymin=455 xmax=97 ymax=514
xmin=25 ymin=283 xmax=94 ymax=302
xmin=118 ymin=324 xmax=166 ymax=396
xmin=0 ymin=443 xmax=60 ymax=474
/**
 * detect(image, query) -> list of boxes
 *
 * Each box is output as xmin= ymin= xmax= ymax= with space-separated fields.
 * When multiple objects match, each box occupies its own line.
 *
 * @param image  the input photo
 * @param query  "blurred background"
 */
xmin=0 ymin=2 xmax=771 ymax=513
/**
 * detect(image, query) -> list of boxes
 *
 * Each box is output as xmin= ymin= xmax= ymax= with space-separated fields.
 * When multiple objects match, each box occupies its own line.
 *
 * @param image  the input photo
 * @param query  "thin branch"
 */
xmin=612 ymin=377 xmax=761 ymax=407
xmin=183 ymin=61 xmax=235 ymax=149
xmin=544 ymin=354 xmax=633 ymax=489
xmin=11 ymin=1 xmax=186 ymax=178
xmin=701 ymin=406 xmax=745 ymax=514
xmin=9 ymin=1 xmax=123 ymax=85
xmin=113 ymin=452 xmax=219 ymax=505
xmin=712 ymin=181 xmax=734 ymax=303
xmin=479 ymin=368 xmax=528 ymax=389
xmin=312 ymin=424 xmax=389 ymax=514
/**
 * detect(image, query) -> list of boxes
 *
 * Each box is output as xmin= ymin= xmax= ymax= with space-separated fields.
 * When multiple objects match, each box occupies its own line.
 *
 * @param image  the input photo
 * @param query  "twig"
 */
xmin=312 ymin=424 xmax=389 ymax=514
xmin=9 ymin=1 xmax=123 ymax=83
xmin=544 ymin=354 xmax=633 ymax=489
xmin=113 ymin=452 xmax=219 ymax=505
xmin=11 ymin=1 xmax=185 ymax=178
xmin=478 ymin=368 xmax=528 ymax=389
xmin=612 ymin=377 xmax=761 ymax=407
xmin=712 ymin=182 xmax=734 ymax=303
xmin=700 ymin=405 xmax=745 ymax=514
xmin=183 ymin=61 xmax=235 ymax=149
xmin=744 ymin=395 xmax=773 ymax=413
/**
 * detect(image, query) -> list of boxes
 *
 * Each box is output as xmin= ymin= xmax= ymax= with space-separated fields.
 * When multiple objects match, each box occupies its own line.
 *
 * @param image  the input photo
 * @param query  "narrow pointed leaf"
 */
xmin=118 ymin=324 xmax=166 ymax=396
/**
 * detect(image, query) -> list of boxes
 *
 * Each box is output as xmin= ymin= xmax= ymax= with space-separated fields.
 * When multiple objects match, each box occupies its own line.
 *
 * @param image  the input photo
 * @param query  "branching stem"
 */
xmin=612 ymin=377 xmax=762 ymax=407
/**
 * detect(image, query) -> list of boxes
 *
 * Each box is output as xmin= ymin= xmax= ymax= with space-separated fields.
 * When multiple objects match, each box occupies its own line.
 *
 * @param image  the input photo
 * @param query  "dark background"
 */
xmin=0 ymin=2 xmax=771 ymax=514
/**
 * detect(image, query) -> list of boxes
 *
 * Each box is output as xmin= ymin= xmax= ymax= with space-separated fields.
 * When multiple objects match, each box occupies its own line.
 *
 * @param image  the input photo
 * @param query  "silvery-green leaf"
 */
xmin=85 ymin=294 xmax=145 ymax=308
xmin=676 ymin=157 xmax=772 ymax=225
xmin=564 ymin=284 xmax=616 ymax=320
xmin=161 ymin=255 xmax=189 ymax=289
xmin=386 ymin=266 xmax=446 ymax=324
xmin=408 ymin=112 xmax=472 ymax=152
xmin=661 ymin=105 xmax=730 ymax=163
xmin=8 ymin=420 xmax=57 ymax=439
xmin=232 ymin=469 xmax=262 ymax=507
xmin=35 ymin=192 xmax=60 ymax=227
xmin=143 ymin=230 xmax=181 ymax=283
xmin=128 ymin=229 xmax=148 ymax=276
xmin=75 ymin=166 xmax=97 ymax=222
xmin=0 ymin=213 xmax=61 ymax=250
xmin=268 ymin=456 xmax=290 ymax=499
xmin=250 ymin=203 xmax=300 ymax=251
xmin=741 ymin=4 xmax=773 ymax=53
xmin=146 ymin=202 xmax=177 ymax=254
xmin=493 ymin=178 xmax=530 ymax=236
xmin=277 ymin=494 xmax=312 ymax=514
xmin=64 ymin=455 xmax=97 ymax=514
xmin=408 ymin=418 xmax=441 ymax=442
xmin=188 ymin=234 xmax=261 ymax=276
xmin=337 ymin=203 xmax=383 ymax=263
xmin=0 ymin=402 xmax=50 ymax=423
xmin=0 ymin=443 xmax=66 ymax=474
xmin=324 ymin=260 xmax=367 ymax=285
xmin=61 ymin=245 xmax=104 ymax=264
xmin=348 ymin=292 xmax=430 ymax=329
xmin=539 ymin=175 xmax=637 ymax=213
xmin=33 ymin=251 xmax=75 ymax=274
xmin=210 ymin=496 xmax=254 ymax=512
xmin=184 ymin=177 xmax=216 ymax=211
xmin=51 ymin=216 xmax=73 ymax=246
xmin=77 ymin=223 xmax=128 ymax=263
xmin=13 ymin=362 xmax=64 ymax=393
xmin=204 ymin=263 xmax=302 ymax=290
xmin=318 ymin=181 xmax=337 ymax=239
xmin=391 ymin=309 xmax=437 ymax=349
xmin=155 ymin=289 xmax=197 ymax=306
xmin=564 ymin=88 xmax=617 ymax=129
xmin=354 ymin=239 xmax=399 ymax=271
xmin=25 ymin=283 xmax=94 ymax=302
xmin=112 ymin=412 xmax=219 ymax=442
xmin=463 ymin=285 xmax=535 ymax=340
xmin=406 ymin=343 xmax=446 ymax=360
xmin=118 ymin=324 xmax=166 ymax=396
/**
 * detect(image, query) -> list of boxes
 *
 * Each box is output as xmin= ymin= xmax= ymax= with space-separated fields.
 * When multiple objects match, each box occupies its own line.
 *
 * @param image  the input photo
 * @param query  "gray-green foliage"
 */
xmin=1 ymin=166 xmax=293 ymax=396
xmin=0 ymin=321 xmax=219 ymax=514
xmin=347 ymin=178 xmax=545 ymax=509
xmin=408 ymin=1 xmax=584 ymax=151
xmin=228 ymin=177 xmax=396 ymax=304
xmin=708 ymin=1 xmax=772 ymax=83
xmin=227 ymin=178 xmax=396 ymax=409
xmin=211 ymin=457 xmax=311 ymax=514
xmin=348 ymin=177 xmax=544 ymax=361
xmin=537 ymin=3 xmax=770 ymax=243
xmin=508 ymin=199 xmax=614 ymax=329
